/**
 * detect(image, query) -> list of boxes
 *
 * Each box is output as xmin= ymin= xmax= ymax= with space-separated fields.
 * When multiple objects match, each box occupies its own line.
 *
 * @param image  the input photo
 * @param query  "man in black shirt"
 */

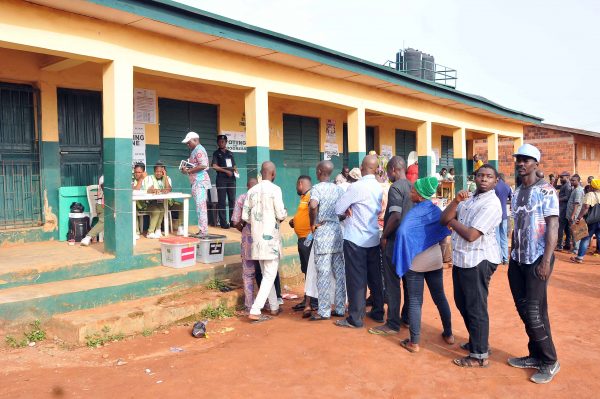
xmin=212 ymin=135 xmax=238 ymax=229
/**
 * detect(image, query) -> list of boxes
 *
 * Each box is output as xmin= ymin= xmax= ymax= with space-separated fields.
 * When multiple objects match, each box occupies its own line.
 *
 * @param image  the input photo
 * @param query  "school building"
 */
xmin=0 ymin=0 xmax=540 ymax=329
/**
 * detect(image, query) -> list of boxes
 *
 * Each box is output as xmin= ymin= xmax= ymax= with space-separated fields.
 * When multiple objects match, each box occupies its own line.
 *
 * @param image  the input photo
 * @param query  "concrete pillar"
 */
xmin=39 ymin=80 xmax=60 ymax=236
xmin=452 ymin=127 xmax=467 ymax=192
xmin=102 ymin=60 xmax=133 ymax=257
xmin=244 ymin=87 xmax=270 ymax=179
xmin=417 ymin=121 xmax=432 ymax=178
xmin=346 ymin=107 xmax=366 ymax=167
xmin=487 ymin=132 xmax=499 ymax=170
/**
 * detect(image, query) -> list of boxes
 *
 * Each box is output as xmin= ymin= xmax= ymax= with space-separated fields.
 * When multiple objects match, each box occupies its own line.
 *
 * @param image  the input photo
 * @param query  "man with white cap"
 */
xmin=508 ymin=143 xmax=560 ymax=384
xmin=180 ymin=132 xmax=211 ymax=236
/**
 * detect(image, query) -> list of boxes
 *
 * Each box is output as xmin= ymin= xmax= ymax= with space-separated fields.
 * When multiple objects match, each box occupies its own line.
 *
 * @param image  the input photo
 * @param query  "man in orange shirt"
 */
xmin=289 ymin=175 xmax=317 ymax=316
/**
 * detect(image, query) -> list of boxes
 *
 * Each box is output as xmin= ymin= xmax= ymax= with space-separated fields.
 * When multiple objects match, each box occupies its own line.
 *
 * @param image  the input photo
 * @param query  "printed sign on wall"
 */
xmin=132 ymin=123 xmax=146 ymax=166
xmin=222 ymin=131 xmax=247 ymax=153
xmin=134 ymin=88 xmax=157 ymax=124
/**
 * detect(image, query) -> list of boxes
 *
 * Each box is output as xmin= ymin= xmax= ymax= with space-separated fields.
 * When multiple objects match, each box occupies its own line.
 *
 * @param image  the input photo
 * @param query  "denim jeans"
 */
xmin=495 ymin=219 xmax=509 ymax=263
xmin=577 ymin=222 xmax=600 ymax=259
xmin=508 ymin=256 xmax=557 ymax=365
xmin=405 ymin=269 xmax=452 ymax=344
xmin=453 ymin=260 xmax=498 ymax=359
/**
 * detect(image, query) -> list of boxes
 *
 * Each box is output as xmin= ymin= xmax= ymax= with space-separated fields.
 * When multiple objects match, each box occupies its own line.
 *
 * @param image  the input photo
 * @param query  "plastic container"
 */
xmin=59 ymin=186 xmax=90 ymax=241
xmin=196 ymin=234 xmax=226 ymax=264
xmin=159 ymin=237 xmax=200 ymax=268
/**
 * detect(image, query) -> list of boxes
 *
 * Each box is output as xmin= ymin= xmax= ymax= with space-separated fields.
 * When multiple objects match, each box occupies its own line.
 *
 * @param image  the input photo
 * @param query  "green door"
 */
xmin=366 ymin=126 xmax=376 ymax=153
xmin=0 ymin=82 xmax=42 ymax=229
xmin=438 ymin=135 xmax=454 ymax=172
xmin=157 ymin=97 xmax=218 ymax=202
xmin=282 ymin=114 xmax=319 ymax=211
xmin=57 ymin=88 xmax=103 ymax=187
xmin=395 ymin=129 xmax=416 ymax=161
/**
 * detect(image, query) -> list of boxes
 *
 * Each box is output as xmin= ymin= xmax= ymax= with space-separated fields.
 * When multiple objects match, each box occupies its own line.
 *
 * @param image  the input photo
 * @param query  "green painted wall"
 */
xmin=40 ymin=140 xmax=60 ymax=240
xmin=418 ymin=155 xmax=432 ymax=178
xmin=453 ymin=158 xmax=468 ymax=192
xmin=347 ymin=151 xmax=365 ymax=169
xmin=103 ymin=137 xmax=133 ymax=257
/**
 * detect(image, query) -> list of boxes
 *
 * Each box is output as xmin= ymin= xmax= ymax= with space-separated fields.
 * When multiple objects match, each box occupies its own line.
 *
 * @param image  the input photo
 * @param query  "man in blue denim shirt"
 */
xmin=335 ymin=155 xmax=383 ymax=328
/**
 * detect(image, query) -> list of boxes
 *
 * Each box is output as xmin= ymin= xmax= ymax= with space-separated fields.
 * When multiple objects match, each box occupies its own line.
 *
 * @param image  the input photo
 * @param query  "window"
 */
xmin=581 ymin=144 xmax=587 ymax=160
xmin=591 ymin=146 xmax=596 ymax=161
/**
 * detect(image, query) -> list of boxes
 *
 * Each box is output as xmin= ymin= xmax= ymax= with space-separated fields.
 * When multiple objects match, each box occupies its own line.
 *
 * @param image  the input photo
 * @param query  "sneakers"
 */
xmin=80 ymin=236 xmax=92 ymax=246
xmin=177 ymin=226 xmax=185 ymax=236
xmin=154 ymin=229 xmax=162 ymax=236
xmin=507 ymin=356 xmax=540 ymax=369
xmin=147 ymin=232 xmax=161 ymax=239
xmin=135 ymin=234 xmax=140 ymax=240
xmin=277 ymin=297 xmax=284 ymax=305
xmin=530 ymin=361 xmax=560 ymax=384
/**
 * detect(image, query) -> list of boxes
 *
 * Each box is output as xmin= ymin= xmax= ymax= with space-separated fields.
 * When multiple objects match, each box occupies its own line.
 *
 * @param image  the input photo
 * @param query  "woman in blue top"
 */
xmin=393 ymin=176 xmax=454 ymax=353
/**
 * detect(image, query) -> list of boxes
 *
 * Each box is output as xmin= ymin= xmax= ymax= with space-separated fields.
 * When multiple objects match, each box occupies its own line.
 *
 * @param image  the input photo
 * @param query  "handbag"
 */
xmin=572 ymin=220 xmax=589 ymax=242
xmin=585 ymin=192 xmax=600 ymax=225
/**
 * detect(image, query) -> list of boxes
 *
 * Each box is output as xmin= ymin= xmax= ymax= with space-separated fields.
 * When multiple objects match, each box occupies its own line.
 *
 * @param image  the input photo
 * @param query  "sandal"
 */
xmin=331 ymin=311 xmax=345 ymax=317
xmin=400 ymin=338 xmax=419 ymax=353
xmin=249 ymin=314 xmax=272 ymax=323
xmin=309 ymin=314 xmax=330 ymax=321
xmin=570 ymin=256 xmax=583 ymax=264
xmin=292 ymin=302 xmax=305 ymax=311
xmin=302 ymin=309 xmax=312 ymax=319
xmin=453 ymin=356 xmax=489 ymax=368
xmin=334 ymin=319 xmax=359 ymax=328
xmin=368 ymin=325 xmax=398 ymax=335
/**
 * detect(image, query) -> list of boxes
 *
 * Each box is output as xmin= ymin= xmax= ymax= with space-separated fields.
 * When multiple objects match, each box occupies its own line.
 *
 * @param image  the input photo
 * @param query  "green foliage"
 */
xmin=199 ymin=303 xmax=234 ymax=320
xmin=206 ymin=278 xmax=227 ymax=291
xmin=5 ymin=320 xmax=46 ymax=348
xmin=85 ymin=325 xmax=125 ymax=348
xmin=141 ymin=328 xmax=153 ymax=337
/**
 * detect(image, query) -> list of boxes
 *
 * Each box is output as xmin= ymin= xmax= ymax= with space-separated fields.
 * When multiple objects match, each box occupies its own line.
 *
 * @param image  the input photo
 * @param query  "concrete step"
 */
xmin=0 ymin=247 xmax=300 ymax=322
xmin=0 ymin=236 xmax=242 ymax=289
xmin=48 ymin=286 xmax=244 ymax=344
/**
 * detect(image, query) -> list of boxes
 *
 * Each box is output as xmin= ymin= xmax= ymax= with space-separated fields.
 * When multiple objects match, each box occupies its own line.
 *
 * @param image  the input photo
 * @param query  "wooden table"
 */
xmin=132 ymin=191 xmax=191 ymax=246
xmin=439 ymin=180 xmax=455 ymax=200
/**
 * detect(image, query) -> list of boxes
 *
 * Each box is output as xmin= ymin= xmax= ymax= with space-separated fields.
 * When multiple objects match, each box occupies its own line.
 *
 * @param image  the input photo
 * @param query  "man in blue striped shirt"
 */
xmin=334 ymin=155 xmax=384 ymax=328
xmin=441 ymin=164 xmax=502 ymax=368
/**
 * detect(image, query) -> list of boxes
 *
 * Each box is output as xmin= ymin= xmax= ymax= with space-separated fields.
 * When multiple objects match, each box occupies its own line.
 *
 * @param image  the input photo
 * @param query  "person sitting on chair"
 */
xmin=144 ymin=161 xmax=185 ymax=235
xmin=80 ymin=175 xmax=104 ymax=247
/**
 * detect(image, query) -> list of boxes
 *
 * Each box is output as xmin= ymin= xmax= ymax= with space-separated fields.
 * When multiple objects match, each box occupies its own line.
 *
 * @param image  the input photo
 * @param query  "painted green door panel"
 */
xmin=0 ymin=82 xmax=42 ymax=228
xmin=438 ymin=135 xmax=454 ymax=172
xmin=395 ymin=129 xmax=416 ymax=161
xmin=282 ymin=114 xmax=319 ymax=211
xmin=57 ymin=88 xmax=102 ymax=187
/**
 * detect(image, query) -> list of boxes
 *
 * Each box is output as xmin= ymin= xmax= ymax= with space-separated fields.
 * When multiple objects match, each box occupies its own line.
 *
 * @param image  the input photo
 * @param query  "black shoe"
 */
xmin=220 ymin=223 xmax=230 ymax=229
xmin=507 ymin=356 xmax=540 ymax=369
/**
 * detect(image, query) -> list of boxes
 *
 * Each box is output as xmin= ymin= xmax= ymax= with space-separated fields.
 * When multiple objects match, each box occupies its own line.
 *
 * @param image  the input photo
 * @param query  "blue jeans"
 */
xmin=577 ymin=222 xmax=600 ymax=259
xmin=495 ymin=219 xmax=509 ymax=263
xmin=405 ymin=269 xmax=452 ymax=344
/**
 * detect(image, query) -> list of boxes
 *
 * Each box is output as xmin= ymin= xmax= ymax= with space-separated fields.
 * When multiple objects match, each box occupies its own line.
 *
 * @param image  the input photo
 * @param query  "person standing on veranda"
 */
xmin=212 ymin=134 xmax=238 ymax=229
xmin=181 ymin=132 xmax=211 ymax=236
xmin=243 ymin=161 xmax=287 ymax=322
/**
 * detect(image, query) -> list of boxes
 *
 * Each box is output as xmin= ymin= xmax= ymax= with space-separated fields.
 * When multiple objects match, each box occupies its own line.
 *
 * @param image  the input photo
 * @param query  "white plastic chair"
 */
xmin=86 ymin=185 xmax=104 ymax=242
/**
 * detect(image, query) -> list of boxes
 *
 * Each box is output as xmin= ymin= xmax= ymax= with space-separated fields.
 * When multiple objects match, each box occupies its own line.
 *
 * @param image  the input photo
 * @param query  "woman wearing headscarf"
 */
xmin=393 ymin=176 xmax=454 ymax=353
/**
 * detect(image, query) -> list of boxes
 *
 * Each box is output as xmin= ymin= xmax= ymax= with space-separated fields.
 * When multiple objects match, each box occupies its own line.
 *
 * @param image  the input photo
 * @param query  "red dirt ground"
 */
xmin=1 ymin=250 xmax=599 ymax=399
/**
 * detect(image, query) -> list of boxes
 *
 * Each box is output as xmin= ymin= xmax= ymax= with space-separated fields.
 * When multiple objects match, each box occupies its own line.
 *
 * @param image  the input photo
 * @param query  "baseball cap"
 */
xmin=217 ymin=134 xmax=228 ymax=141
xmin=513 ymin=143 xmax=541 ymax=162
xmin=181 ymin=131 xmax=199 ymax=143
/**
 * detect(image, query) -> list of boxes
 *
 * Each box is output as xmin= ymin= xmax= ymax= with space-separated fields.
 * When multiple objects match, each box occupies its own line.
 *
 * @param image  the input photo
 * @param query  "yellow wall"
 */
xmin=0 ymin=0 xmax=528 ymax=141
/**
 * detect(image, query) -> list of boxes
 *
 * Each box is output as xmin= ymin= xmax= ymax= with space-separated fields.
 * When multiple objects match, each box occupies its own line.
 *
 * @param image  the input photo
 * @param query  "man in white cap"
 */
xmin=180 ymin=132 xmax=211 ymax=236
xmin=508 ymin=143 xmax=560 ymax=384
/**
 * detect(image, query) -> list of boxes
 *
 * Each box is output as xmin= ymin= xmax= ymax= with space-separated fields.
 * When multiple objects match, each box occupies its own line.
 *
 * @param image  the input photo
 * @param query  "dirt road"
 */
xmin=1 ymin=250 xmax=599 ymax=399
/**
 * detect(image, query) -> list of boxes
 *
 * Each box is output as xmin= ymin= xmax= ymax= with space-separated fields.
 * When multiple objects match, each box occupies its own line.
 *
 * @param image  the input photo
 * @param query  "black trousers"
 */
xmin=382 ymin=240 xmax=409 ymax=330
xmin=216 ymin=178 xmax=236 ymax=227
xmin=298 ymin=238 xmax=318 ymax=308
xmin=343 ymin=240 xmax=384 ymax=327
xmin=557 ymin=215 xmax=572 ymax=249
xmin=255 ymin=263 xmax=282 ymax=299
xmin=453 ymin=260 xmax=497 ymax=359
xmin=508 ymin=256 xmax=558 ymax=365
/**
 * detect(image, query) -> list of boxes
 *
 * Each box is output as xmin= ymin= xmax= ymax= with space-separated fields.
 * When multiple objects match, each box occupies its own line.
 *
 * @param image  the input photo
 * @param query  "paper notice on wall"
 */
xmin=223 ymin=131 xmax=246 ymax=152
xmin=326 ymin=119 xmax=336 ymax=143
xmin=381 ymin=144 xmax=393 ymax=160
xmin=132 ymin=123 xmax=146 ymax=166
xmin=134 ymin=88 xmax=157 ymax=124
xmin=324 ymin=142 xmax=339 ymax=160
xmin=433 ymin=148 xmax=440 ymax=165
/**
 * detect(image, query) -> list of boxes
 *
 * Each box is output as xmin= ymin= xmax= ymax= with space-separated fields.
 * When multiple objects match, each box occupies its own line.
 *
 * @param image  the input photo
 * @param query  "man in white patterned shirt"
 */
xmin=441 ymin=164 xmax=502 ymax=368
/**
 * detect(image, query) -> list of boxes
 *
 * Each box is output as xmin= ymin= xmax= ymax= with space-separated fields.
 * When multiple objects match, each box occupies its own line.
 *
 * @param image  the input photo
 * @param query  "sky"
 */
xmin=179 ymin=0 xmax=600 ymax=131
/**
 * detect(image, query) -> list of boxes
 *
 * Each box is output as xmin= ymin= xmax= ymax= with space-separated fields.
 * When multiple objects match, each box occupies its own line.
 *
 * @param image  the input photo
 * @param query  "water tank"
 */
xmin=421 ymin=53 xmax=435 ymax=81
xmin=403 ymin=48 xmax=422 ymax=78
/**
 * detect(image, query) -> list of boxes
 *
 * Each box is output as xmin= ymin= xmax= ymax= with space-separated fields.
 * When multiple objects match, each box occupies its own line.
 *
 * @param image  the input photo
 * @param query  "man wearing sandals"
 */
xmin=242 ymin=161 xmax=287 ymax=322
xmin=441 ymin=164 xmax=502 ymax=368
xmin=308 ymin=161 xmax=346 ymax=321
xmin=508 ymin=144 xmax=560 ymax=384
